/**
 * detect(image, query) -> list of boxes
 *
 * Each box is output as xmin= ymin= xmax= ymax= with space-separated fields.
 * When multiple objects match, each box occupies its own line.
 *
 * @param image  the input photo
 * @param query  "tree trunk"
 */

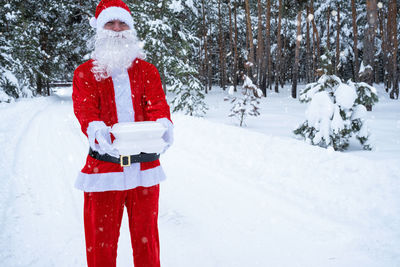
xmin=228 ymin=0 xmax=234 ymax=89
xmin=378 ymin=6 xmax=389 ymax=91
xmin=244 ymin=0 xmax=255 ymax=79
xmin=306 ymin=5 xmax=311 ymax=83
xmin=207 ymin=16 xmax=213 ymax=91
xmin=218 ymin=0 xmax=226 ymax=90
xmin=335 ymin=4 xmax=341 ymax=76
xmin=256 ymin=0 xmax=264 ymax=93
xmin=46 ymin=80 xmax=50 ymax=96
xmin=233 ymin=1 xmax=239 ymax=92
xmin=363 ymin=0 xmax=377 ymax=87
xmin=282 ymin=18 xmax=288 ymax=87
xmin=388 ymin=0 xmax=399 ymax=99
xmin=36 ymin=73 xmax=43 ymax=96
xmin=327 ymin=6 xmax=330 ymax=52
xmin=310 ymin=0 xmax=320 ymax=76
xmin=265 ymin=0 xmax=272 ymax=90
xmin=386 ymin=2 xmax=393 ymax=91
xmin=351 ymin=0 xmax=359 ymax=81
xmin=274 ymin=0 xmax=282 ymax=93
xmin=201 ymin=0 xmax=209 ymax=93
xmin=292 ymin=9 xmax=302 ymax=99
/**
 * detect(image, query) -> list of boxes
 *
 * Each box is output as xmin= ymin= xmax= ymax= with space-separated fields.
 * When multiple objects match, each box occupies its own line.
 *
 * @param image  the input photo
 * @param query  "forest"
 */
xmin=0 ymin=0 xmax=399 ymax=114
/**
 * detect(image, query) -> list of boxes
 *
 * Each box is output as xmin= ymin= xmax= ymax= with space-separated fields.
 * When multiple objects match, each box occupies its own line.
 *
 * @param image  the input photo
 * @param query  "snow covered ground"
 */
xmin=0 ymin=84 xmax=399 ymax=267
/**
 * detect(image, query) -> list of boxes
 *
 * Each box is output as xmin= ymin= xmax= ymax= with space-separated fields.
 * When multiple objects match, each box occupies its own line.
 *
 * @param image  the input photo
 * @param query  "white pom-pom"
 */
xmin=89 ymin=17 xmax=97 ymax=28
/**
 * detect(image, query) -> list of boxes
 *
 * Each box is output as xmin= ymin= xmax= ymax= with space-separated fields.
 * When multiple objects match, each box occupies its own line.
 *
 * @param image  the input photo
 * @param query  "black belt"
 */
xmin=89 ymin=148 xmax=160 ymax=167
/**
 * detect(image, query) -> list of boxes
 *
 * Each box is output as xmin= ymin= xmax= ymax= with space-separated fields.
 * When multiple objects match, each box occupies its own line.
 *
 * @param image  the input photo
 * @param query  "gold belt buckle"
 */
xmin=120 ymin=155 xmax=131 ymax=167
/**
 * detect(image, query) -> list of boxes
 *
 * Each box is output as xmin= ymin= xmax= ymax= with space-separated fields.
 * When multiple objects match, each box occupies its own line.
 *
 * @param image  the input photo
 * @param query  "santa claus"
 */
xmin=72 ymin=0 xmax=173 ymax=266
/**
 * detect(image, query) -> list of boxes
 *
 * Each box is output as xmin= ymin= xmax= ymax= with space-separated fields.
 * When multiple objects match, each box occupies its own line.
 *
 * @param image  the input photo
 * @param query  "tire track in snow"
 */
xmin=0 ymin=99 xmax=53 ymax=228
xmin=1 ymin=96 xmax=87 ymax=267
xmin=0 ymin=98 xmax=55 ymax=264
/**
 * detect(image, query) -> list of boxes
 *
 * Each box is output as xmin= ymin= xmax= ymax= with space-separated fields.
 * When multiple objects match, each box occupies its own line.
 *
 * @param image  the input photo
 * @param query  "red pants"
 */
xmin=84 ymin=185 xmax=160 ymax=267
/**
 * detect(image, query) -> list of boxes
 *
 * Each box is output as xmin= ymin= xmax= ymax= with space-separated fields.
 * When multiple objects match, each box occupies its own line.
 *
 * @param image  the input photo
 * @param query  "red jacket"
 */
xmin=72 ymin=58 xmax=171 ymax=174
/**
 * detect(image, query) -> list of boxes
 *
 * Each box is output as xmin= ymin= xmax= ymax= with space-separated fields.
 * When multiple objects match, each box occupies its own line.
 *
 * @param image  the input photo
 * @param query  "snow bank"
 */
xmin=0 ymin=90 xmax=399 ymax=267
xmin=0 ymin=90 xmax=13 ymax=103
xmin=165 ymin=114 xmax=400 ymax=266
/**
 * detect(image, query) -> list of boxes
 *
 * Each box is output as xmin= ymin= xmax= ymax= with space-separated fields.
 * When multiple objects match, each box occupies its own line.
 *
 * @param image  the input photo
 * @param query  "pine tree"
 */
xmin=0 ymin=0 xmax=398 ymax=104
xmin=226 ymin=74 xmax=262 ymax=127
xmin=295 ymin=51 xmax=376 ymax=151
xmin=0 ymin=1 xmax=23 ymax=102
xmin=131 ymin=1 xmax=207 ymax=116
xmin=5 ymin=0 xmax=94 ymax=97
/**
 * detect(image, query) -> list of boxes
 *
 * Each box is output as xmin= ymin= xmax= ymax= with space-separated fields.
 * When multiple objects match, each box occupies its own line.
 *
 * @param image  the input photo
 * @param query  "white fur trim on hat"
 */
xmin=96 ymin=6 xmax=134 ymax=31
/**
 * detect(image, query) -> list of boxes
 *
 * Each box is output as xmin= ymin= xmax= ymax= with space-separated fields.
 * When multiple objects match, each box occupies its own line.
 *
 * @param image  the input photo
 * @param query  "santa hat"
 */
xmin=89 ymin=0 xmax=134 ymax=31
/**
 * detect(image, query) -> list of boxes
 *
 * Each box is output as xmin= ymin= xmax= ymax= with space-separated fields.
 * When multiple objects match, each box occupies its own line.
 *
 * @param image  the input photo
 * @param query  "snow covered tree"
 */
xmin=3 ymin=0 xmax=94 ymax=97
xmin=169 ymin=60 xmax=207 ymax=116
xmin=0 ymin=2 xmax=18 ymax=102
xmin=295 ymin=61 xmax=376 ymax=151
xmin=130 ymin=0 xmax=207 ymax=116
xmin=0 ymin=0 xmax=33 ymax=102
xmin=225 ymin=74 xmax=263 ymax=127
xmin=0 ymin=0 xmax=397 ymax=103
xmin=167 ymin=1 xmax=208 ymax=116
xmin=11 ymin=0 xmax=66 ymax=95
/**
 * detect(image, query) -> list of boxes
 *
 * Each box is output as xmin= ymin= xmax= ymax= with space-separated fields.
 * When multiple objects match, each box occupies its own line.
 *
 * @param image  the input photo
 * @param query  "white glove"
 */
xmin=87 ymin=121 xmax=119 ymax=157
xmin=157 ymin=118 xmax=174 ymax=153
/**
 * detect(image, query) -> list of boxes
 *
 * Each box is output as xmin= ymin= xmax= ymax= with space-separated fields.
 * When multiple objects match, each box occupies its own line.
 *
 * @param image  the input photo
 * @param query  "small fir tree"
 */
xmin=225 ymin=75 xmax=263 ymax=127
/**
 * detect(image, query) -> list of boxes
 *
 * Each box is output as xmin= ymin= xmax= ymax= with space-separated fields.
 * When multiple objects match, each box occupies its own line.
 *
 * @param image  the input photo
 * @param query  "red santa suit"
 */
xmin=73 ymin=58 xmax=172 ymax=192
xmin=73 ymin=57 xmax=171 ymax=267
xmin=72 ymin=2 xmax=172 ymax=266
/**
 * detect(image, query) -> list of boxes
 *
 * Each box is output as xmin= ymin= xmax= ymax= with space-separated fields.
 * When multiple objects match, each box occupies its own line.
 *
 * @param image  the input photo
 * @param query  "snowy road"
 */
xmin=0 ymin=89 xmax=399 ymax=266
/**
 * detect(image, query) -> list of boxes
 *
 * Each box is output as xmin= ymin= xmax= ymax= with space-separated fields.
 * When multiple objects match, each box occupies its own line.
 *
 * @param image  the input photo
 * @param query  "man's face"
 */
xmin=92 ymin=20 xmax=142 ymax=79
xmin=104 ymin=20 xmax=130 ymax=32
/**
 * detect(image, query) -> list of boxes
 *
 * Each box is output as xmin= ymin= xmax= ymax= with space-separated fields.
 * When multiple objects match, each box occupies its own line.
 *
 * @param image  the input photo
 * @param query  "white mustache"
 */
xmin=96 ymin=29 xmax=132 ymax=40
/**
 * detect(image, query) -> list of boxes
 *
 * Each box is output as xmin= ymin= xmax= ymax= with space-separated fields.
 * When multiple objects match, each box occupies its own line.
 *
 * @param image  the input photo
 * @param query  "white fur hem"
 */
xmin=75 ymin=165 xmax=166 ymax=192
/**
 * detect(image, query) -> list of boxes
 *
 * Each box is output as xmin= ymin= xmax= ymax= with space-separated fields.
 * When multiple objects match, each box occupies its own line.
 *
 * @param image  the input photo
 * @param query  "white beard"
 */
xmin=90 ymin=29 xmax=145 ymax=81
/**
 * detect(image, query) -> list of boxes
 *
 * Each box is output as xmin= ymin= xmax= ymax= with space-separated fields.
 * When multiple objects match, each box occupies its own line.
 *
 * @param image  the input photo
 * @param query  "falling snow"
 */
xmin=0 ymin=85 xmax=399 ymax=267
